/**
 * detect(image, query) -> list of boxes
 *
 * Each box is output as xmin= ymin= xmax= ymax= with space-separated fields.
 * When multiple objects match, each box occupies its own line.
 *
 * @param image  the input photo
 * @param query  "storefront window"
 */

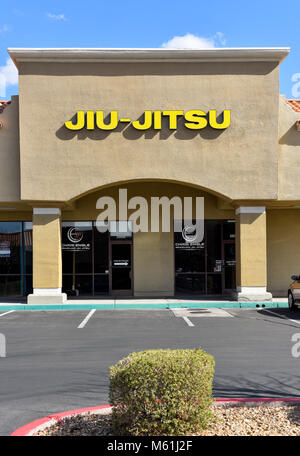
xmin=62 ymin=274 xmax=93 ymax=296
xmin=94 ymin=229 xmax=109 ymax=273
xmin=23 ymin=222 xmax=33 ymax=275
xmin=223 ymin=222 xmax=236 ymax=290
xmin=94 ymin=274 xmax=109 ymax=295
xmin=62 ymin=222 xmax=92 ymax=274
xmin=62 ymin=221 xmax=110 ymax=296
xmin=62 ymin=222 xmax=93 ymax=295
xmin=0 ymin=222 xmax=33 ymax=296
xmin=223 ymin=220 xmax=235 ymax=240
xmin=175 ymin=274 xmax=205 ymax=294
xmin=174 ymin=220 xmax=236 ymax=295
xmin=206 ymin=221 xmax=222 ymax=272
xmin=0 ymin=276 xmax=22 ymax=296
xmin=207 ymin=274 xmax=222 ymax=294
xmin=0 ymin=222 xmax=22 ymax=275
xmin=174 ymin=228 xmax=205 ymax=273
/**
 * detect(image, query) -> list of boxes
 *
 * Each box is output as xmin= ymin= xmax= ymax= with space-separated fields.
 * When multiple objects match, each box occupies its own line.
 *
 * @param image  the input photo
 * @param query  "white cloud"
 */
xmin=161 ymin=32 xmax=226 ymax=49
xmin=0 ymin=58 xmax=18 ymax=96
xmin=46 ymin=13 xmax=67 ymax=21
xmin=215 ymin=32 xmax=226 ymax=46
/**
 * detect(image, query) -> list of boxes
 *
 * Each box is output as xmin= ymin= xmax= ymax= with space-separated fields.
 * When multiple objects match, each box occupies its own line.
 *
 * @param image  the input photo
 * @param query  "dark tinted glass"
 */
xmin=175 ymin=274 xmax=205 ymax=294
xmin=23 ymin=275 xmax=33 ymax=296
xmin=94 ymin=275 xmax=109 ymax=295
xmin=0 ymin=275 xmax=22 ymax=296
xmin=112 ymin=269 xmax=131 ymax=290
xmin=94 ymin=229 xmax=109 ymax=273
xmin=223 ymin=221 xmax=235 ymax=240
xmin=224 ymin=243 xmax=236 ymax=289
xmin=174 ymin=220 xmax=236 ymax=296
xmin=174 ymin=228 xmax=205 ymax=273
xmin=62 ymin=274 xmax=93 ymax=296
xmin=207 ymin=274 xmax=222 ymax=294
xmin=0 ymin=222 xmax=22 ymax=275
xmin=23 ymin=222 xmax=33 ymax=275
xmin=111 ymin=244 xmax=131 ymax=267
xmin=62 ymin=222 xmax=92 ymax=274
xmin=206 ymin=221 xmax=222 ymax=272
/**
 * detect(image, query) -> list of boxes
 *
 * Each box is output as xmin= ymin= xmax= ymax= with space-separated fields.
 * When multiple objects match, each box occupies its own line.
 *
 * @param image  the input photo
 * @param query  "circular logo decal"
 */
xmin=182 ymin=225 xmax=197 ymax=243
xmin=67 ymin=227 xmax=84 ymax=243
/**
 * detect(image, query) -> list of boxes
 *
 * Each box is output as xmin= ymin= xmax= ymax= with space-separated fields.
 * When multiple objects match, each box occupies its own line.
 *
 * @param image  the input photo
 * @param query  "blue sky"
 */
xmin=0 ymin=0 xmax=299 ymax=100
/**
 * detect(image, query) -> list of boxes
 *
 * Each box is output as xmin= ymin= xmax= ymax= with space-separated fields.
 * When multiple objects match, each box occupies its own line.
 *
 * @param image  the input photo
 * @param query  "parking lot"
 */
xmin=1 ymin=307 xmax=300 ymax=435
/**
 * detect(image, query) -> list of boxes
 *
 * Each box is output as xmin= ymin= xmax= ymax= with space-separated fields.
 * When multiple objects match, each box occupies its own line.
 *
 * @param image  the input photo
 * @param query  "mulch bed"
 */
xmin=34 ymin=404 xmax=300 ymax=436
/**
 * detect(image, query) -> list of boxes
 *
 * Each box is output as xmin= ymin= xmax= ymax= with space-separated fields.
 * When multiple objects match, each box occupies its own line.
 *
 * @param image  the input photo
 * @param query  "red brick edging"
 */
xmin=11 ymin=398 xmax=300 ymax=436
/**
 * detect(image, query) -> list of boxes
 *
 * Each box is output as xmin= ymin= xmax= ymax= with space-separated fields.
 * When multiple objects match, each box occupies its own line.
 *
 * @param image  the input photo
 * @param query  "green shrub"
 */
xmin=109 ymin=348 xmax=215 ymax=436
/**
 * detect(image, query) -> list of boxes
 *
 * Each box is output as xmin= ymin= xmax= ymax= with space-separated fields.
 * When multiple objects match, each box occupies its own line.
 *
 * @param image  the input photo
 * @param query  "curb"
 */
xmin=11 ymin=397 xmax=300 ymax=436
xmin=11 ymin=404 xmax=112 ymax=436
xmin=0 ymin=302 xmax=289 ymax=311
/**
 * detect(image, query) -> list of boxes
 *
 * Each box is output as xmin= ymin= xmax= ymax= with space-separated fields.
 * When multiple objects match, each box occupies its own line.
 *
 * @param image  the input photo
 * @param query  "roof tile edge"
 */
xmin=285 ymin=99 xmax=300 ymax=113
xmin=0 ymin=100 xmax=11 ymax=114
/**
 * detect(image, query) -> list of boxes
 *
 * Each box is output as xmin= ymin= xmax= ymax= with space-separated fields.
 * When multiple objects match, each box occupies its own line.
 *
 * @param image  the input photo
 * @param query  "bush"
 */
xmin=109 ymin=348 xmax=215 ymax=436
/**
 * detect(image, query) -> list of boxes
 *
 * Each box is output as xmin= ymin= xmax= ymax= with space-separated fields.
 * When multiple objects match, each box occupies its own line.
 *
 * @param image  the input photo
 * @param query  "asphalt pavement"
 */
xmin=0 ymin=307 xmax=300 ymax=435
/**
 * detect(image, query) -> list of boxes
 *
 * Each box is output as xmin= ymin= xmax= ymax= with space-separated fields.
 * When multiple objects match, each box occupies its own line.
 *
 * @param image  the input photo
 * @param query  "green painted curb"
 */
xmin=114 ymin=303 xmax=169 ymax=309
xmin=27 ymin=304 xmax=116 ymax=311
xmin=0 ymin=301 xmax=289 ymax=311
xmin=0 ymin=305 xmax=26 ymax=311
xmin=239 ymin=302 xmax=279 ymax=309
xmin=179 ymin=302 xmax=241 ymax=309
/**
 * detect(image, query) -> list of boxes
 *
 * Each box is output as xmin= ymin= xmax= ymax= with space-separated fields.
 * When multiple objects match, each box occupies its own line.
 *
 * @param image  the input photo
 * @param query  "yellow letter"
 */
xmin=86 ymin=111 xmax=95 ymax=130
xmin=65 ymin=111 xmax=85 ymax=130
xmin=209 ymin=109 xmax=231 ymax=129
xmin=132 ymin=111 xmax=153 ymax=130
xmin=162 ymin=110 xmax=183 ymax=129
xmin=153 ymin=111 xmax=162 ymax=130
xmin=96 ymin=111 xmax=119 ymax=130
xmin=184 ymin=110 xmax=208 ymax=130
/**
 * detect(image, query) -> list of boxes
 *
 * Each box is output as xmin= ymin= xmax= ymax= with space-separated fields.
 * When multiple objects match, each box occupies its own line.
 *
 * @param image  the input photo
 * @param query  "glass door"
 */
xmin=110 ymin=241 xmax=132 ymax=295
xmin=223 ymin=241 xmax=236 ymax=291
xmin=109 ymin=221 xmax=133 ymax=296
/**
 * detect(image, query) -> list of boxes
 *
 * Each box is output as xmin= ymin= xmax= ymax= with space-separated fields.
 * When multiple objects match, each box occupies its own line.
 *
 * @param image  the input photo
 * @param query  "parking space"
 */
xmin=0 ymin=308 xmax=90 ymax=328
xmin=0 ymin=307 xmax=300 ymax=435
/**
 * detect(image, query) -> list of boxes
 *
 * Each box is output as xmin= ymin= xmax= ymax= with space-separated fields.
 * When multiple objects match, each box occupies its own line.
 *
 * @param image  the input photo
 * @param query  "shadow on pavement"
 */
xmin=258 ymin=308 xmax=300 ymax=321
xmin=214 ymin=373 xmax=300 ymax=399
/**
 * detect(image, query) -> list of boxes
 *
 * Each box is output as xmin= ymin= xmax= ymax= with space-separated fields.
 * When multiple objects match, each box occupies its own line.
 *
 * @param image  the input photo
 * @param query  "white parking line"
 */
xmin=182 ymin=316 xmax=195 ymax=327
xmin=77 ymin=309 xmax=96 ymax=328
xmin=0 ymin=310 xmax=15 ymax=318
xmin=262 ymin=309 xmax=300 ymax=325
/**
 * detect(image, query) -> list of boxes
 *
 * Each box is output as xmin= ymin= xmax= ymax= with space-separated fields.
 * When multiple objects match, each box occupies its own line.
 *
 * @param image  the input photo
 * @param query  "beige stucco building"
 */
xmin=0 ymin=47 xmax=299 ymax=303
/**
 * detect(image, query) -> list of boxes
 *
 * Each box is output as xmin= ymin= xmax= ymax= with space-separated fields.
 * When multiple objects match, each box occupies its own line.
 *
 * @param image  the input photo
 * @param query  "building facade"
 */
xmin=0 ymin=47 xmax=300 ymax=303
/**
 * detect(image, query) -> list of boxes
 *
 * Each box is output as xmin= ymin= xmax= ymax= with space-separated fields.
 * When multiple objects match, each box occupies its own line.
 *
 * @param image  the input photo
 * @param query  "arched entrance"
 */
xmin=60 ymin=180 xmax=236 ymax=298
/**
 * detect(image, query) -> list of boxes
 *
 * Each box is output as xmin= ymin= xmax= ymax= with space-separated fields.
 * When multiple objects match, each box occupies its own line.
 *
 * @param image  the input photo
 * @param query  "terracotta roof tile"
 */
xmin=286 ymin=99 xmax=300 ymax=113
xmin=0 ymin=101 xmax=11 ymax=114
